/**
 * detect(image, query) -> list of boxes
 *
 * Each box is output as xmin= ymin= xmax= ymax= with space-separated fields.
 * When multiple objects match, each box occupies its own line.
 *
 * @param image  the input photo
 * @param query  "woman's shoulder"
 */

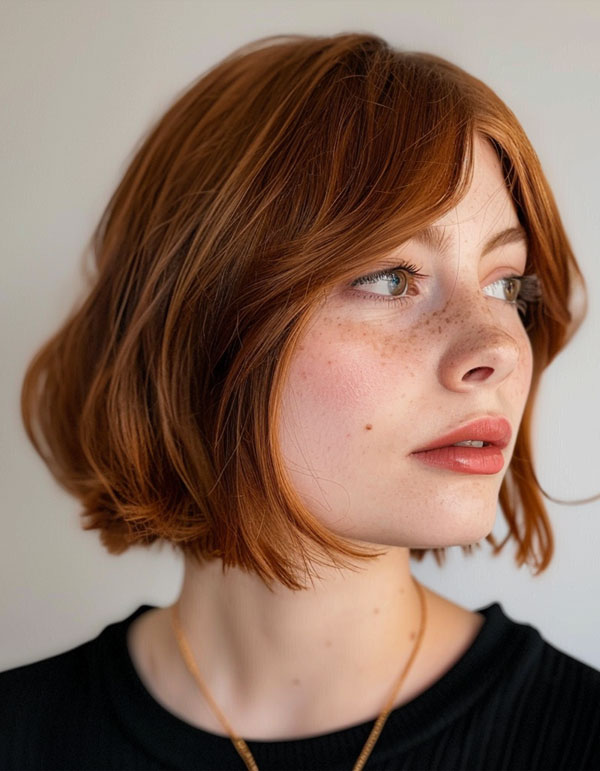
xmin=0 ymin=605 xmax=155 ymax=770
xmin=476 ymin=599 xmax=600 ymax=765
xmin=0 ymin=604 xmax=155 ymax=694
xmin=423 ymin=593 xmax=600 ymax=768
xmin=522 ymin=625 xmax=600 ymax=697
xmin=430 ymin=589 xmax=600 ymax=711
xmin=0 ymin=627 xmax=105 ymax=721
xmin=0 ymin=636 xmax=93 ymax=693
xmin=0 ymin=636 xmax=98 ymax=767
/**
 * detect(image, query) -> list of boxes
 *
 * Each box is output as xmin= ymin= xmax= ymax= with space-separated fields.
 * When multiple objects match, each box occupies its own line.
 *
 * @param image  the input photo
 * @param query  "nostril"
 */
xmin=463 ymin=366 xmax=494 ymax=382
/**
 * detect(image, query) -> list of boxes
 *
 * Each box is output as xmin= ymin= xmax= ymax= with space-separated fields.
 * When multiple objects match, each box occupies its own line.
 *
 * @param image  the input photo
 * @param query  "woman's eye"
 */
xmin=483 ymin=274 xmax=543 ymax=314
xmin=348 ymin=262 xmax=426 ymax=304
xmin=483 ymin=277 xmax=522 ymax=303
xmin=349 ymin=265 xmax=542 ymax=315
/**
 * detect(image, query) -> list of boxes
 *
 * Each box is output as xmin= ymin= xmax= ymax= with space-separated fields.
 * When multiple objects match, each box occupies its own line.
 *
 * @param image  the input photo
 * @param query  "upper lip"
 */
xmin=411 ymin=416 xmax=512 ymax=453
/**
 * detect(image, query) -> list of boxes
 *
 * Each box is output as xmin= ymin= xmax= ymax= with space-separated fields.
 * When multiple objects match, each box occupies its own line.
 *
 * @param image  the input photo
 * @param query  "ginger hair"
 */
xmin=21 ymin=33 xmax=587 ymax=590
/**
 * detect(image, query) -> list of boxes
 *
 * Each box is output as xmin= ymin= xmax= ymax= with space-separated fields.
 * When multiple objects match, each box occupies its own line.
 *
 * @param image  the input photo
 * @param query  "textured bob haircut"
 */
xmin=21 ymin=32 xmax=587 ymax=591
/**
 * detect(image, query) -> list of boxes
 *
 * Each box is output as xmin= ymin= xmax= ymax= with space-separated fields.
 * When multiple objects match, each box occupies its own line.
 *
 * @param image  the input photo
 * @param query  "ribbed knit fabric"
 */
xmin=1 ymin=601 xmax=599 ymax=770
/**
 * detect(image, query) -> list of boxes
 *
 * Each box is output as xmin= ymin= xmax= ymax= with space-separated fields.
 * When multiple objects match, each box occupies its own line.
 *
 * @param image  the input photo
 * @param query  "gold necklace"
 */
xmin=170 ymin=576 xmax=427 ymax=771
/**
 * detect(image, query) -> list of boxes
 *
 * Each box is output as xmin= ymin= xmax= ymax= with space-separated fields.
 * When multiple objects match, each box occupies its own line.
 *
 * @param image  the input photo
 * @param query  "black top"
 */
xmin=1 ymin=601 xmax=599 ymax=770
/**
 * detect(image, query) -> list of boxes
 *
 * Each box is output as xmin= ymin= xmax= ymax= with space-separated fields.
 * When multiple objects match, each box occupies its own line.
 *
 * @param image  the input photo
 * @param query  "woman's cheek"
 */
xmin=291 ymin=340 xmax=411 ymax=419
xmin=283 ymin=308 xmax=427 ymax=428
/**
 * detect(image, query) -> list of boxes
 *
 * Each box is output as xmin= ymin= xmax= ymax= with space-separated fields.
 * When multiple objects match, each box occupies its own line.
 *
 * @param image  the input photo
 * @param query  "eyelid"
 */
xmin=354 ymin=262 xmax=427 ymax=281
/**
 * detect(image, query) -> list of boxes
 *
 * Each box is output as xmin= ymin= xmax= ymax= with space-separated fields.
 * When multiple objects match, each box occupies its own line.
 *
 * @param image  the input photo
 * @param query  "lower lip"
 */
xmin=410 ymin=445 xmax=505 ymax=474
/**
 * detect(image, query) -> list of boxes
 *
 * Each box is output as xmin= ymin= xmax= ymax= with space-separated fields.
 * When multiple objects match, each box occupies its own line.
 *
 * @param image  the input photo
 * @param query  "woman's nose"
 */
xmin=437 ymin=322 xmax=522 ymax=393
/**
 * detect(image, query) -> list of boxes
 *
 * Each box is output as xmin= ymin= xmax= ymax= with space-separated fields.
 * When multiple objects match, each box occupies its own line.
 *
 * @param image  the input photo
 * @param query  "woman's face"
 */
xmin=277 ymin=135 xmax=533 ymax=549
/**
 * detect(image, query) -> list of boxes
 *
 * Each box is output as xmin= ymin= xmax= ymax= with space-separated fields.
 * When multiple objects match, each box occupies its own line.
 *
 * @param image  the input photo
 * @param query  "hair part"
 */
xmin=21 ymin=32 xmax=587 ymax=590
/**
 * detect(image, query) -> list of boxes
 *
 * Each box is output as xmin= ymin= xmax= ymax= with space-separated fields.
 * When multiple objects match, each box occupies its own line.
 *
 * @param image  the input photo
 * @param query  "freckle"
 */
xmin=425 ymin=318 xmax=430 ymax=326
xmin=373 ymin=607 xmax=380 ymax=615
xmin=325 ymin=640 xmax=332 ymax=648
xmin=292 ymin=678 xmax=301 ymax=686
xmin=438 ymin=325 xmax=442 ymax=333
xmin=445 ymin=318 xmax=451 ymax=324
xmin=365 ymin=424 xmax=372 ymax=430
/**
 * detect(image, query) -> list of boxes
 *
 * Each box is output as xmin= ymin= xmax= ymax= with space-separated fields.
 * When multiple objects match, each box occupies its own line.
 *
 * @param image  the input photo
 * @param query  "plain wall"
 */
xmin=1 ymin=0 xmax=599 ymax=672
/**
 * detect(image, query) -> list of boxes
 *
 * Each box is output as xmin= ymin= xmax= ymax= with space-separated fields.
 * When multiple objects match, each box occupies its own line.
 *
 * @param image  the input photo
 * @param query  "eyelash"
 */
xmin=348 ymin=261 xmax=543 ymax=316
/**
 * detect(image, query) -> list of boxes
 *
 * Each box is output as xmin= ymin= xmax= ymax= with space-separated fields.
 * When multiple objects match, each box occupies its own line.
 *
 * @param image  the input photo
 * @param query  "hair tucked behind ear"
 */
xmin=21 ymin=32 xmax=588 ymax=590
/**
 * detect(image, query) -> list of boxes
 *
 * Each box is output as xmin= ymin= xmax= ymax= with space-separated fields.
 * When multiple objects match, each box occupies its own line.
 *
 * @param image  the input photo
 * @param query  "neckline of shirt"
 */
xmin=97 ymin=600 xmax=543 ymax=769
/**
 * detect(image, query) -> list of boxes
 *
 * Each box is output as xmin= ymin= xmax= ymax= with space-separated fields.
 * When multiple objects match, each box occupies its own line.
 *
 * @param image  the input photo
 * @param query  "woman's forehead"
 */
xmin=424 ymin=141 xmax=520 ymax=243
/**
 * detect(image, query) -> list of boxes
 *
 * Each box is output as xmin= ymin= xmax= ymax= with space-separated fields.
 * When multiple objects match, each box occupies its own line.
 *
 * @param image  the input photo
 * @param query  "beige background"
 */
xmin=1 ymin=0 xmax=599 ymax=671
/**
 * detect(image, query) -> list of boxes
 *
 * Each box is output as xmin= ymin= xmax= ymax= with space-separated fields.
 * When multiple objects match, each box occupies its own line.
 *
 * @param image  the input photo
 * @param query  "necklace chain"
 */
xmin=170 ymin=577 xmax=427 ymax=771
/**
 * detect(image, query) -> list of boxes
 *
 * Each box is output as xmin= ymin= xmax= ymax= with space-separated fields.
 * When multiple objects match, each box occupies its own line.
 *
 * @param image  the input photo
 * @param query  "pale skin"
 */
xmin=127 ymin=134 xmax=533 ymax=740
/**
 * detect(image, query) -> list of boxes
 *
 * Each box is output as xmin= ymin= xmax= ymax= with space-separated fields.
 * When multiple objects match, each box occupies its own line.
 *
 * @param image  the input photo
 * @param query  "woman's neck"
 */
xmin=127 ymin=550 xmax=483 ymax=740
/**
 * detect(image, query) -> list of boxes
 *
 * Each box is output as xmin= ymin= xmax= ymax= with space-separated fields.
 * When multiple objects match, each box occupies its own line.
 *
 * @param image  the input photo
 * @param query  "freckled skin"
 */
xmin=277 ymin=136 xmax=533 ymax=551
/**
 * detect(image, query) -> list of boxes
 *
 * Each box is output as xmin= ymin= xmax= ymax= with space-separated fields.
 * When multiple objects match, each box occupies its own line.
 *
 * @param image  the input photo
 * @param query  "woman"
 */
xmin=1 ymin=32 xmax=599 ymax=771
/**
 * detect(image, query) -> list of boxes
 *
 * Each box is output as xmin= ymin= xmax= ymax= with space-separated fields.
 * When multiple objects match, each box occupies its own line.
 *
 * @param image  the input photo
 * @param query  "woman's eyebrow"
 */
xmin=411 ymin=224 xmax=529 ymax=258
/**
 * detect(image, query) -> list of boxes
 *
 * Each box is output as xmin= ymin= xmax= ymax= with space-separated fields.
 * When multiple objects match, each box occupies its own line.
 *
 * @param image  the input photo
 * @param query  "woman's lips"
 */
xmin=409 ymin=417 xmax=511 ymax=474
xmin=410 ymin=445 xmax=505 ymax=474
xmin=411 ymin=416 xmax=512 ymax=453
